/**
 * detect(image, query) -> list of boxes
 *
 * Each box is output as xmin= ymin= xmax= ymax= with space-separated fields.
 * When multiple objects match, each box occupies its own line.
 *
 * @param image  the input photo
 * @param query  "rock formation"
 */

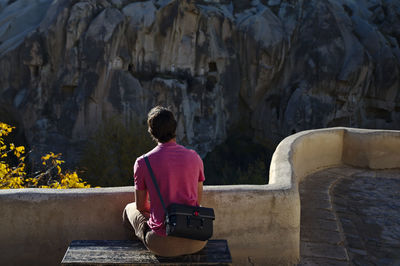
xmin=0 ymin=0 xmax=399 ymax=164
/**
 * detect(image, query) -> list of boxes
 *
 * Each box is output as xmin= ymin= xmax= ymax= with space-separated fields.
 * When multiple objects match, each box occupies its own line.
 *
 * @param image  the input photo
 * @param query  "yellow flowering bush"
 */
xmin=25 ymin=152 xmax=91 ymax=189
xmin=0 ymin=122 xmax=91 ymax=189
xmin=0 ymin=123 xmax=26 ymax=189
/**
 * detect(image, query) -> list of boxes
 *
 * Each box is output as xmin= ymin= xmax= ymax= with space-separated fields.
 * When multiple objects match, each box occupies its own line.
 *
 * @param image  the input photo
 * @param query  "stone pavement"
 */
xmin=298 ymin=166 xmax=400 ymax=265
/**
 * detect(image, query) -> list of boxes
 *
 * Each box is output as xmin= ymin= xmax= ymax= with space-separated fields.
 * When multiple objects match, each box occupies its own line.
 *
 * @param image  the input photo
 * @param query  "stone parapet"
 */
xmin=0 ymin=127 xmax=399 ymax=265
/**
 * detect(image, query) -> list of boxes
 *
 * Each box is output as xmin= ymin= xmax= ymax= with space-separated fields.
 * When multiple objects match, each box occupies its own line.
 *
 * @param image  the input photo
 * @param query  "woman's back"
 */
xmin=134 ymin=141 xmax=205 ymax=236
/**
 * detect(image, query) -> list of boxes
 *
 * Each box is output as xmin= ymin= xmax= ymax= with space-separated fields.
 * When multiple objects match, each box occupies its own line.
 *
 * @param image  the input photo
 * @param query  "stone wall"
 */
xmin=0 ymin=127 xmax=399 ymax=265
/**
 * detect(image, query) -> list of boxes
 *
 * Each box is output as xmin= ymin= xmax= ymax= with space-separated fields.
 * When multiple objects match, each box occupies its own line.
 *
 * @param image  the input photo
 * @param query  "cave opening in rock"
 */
xmin=61 ymin=85 xmax=77 ymax=97
xmin=208 ymin=62 xmax=217 ymax=72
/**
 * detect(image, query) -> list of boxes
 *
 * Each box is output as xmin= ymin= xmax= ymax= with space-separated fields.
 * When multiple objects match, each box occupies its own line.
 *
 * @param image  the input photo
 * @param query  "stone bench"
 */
xmin=61 ymin=239 xmax=232 ymax=265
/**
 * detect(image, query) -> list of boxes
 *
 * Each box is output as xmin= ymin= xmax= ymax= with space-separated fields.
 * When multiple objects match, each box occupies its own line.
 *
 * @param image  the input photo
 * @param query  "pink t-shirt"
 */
xmin=134 ymin=141 xmax=205 ymax=236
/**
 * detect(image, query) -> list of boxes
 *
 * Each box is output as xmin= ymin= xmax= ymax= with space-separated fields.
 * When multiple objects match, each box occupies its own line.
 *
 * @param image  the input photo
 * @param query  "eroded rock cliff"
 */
xmin=0 ymin=0 xmax=399 ymax=164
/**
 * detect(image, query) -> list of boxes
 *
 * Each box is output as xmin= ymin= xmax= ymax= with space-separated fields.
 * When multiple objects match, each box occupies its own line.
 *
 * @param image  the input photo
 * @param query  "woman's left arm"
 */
xmin=135 ymin=189 xmax=150 ymax=219
xmin=197 ymin=181 xmax=203 ymax=205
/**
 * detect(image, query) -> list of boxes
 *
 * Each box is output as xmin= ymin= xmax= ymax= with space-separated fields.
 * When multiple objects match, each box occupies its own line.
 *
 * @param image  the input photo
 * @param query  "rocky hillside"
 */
xmin=0 ymin=0 xmax=399 ymax=164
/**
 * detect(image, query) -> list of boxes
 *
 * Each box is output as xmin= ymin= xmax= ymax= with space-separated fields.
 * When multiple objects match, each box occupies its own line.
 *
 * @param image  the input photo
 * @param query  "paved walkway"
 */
xmin=299 ymin=166 xmax=400 ymax=265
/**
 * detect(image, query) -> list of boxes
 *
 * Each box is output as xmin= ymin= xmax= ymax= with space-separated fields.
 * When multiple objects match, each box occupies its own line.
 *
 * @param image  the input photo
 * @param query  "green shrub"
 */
xmin=236 ymin=157 xmax=268 ymax=184
xmin=79 ymin=117 xmax=154 ymax=187
xmin=79 ymin=117 xmax=272 ymax=186
xmin=203 ymin=136 xmax=272 ymax=185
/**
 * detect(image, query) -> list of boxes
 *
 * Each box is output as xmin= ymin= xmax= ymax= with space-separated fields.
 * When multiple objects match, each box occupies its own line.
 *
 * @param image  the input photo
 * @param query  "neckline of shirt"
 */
xmin=158 ymin=141 xmax=177 ymax=147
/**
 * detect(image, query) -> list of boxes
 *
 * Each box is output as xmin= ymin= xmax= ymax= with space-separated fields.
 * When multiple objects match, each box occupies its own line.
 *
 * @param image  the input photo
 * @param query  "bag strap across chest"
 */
xmin=143 ymin=156 xmax=168 ymax=214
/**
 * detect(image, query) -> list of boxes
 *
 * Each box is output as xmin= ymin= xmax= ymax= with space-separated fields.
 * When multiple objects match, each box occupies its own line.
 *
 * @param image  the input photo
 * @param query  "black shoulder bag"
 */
xmin=143 ymin=156 xmax=215 ymax=241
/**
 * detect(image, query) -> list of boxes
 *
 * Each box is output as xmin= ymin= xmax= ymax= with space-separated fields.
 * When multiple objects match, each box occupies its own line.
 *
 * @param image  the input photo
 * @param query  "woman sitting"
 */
xmin=123 ymin=106 xmax=206 ymax=256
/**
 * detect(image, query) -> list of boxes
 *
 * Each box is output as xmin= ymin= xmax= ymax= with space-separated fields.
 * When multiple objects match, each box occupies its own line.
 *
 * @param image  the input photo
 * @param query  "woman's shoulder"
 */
xmin=177 ymin=145 xmax=202 ymax=162
xmin=136 ymin=146 xmax=160 ymax=161
xmin=134 ymin=152 xmax=154 ymax=168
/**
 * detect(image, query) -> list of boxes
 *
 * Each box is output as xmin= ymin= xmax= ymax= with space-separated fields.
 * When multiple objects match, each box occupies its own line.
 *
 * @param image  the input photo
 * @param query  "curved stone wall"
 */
xmin=343 ymin=129 xmax=400 ymax=169
xmin=0 ymin=128 xmax=399 ymax=265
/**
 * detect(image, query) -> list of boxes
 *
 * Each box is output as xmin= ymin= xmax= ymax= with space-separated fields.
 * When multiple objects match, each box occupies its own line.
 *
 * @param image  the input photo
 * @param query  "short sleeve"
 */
xmin=197 ymin=154 xmax=205 ymax=182
xmin=134 ymin=158 xmax=147 ymax=190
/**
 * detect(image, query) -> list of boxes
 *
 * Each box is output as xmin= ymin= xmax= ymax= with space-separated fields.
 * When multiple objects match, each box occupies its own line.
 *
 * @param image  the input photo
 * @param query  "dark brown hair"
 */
xmin=147 ymin=106 xmax=177 ymax=143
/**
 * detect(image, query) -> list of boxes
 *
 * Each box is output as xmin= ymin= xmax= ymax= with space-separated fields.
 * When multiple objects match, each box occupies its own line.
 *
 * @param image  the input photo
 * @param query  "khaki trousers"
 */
xmin=123 ymin=202 xmax=207 ymax=257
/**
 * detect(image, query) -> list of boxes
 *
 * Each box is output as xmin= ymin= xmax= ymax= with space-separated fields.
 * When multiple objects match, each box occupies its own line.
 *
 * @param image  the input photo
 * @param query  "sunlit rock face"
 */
xmin=0 ymin=0 xmax=399 ymax=162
